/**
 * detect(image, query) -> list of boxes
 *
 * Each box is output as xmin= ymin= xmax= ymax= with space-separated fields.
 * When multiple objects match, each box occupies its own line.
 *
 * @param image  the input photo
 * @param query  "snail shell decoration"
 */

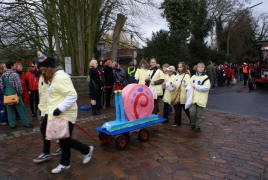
xmin=122 ymin=84 xmax=154 ymax=121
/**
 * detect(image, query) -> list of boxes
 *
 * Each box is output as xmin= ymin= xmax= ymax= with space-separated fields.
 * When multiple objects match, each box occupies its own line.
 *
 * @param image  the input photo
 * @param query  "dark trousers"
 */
xmin=243 ymin=74 xmax=248 ymax=86
xmin=96 ymin=91 xmax=102 ymax=110
xmin=59 ymin=122 xmax=89 ymax=166
xmin=227 ymin=77 xmax=232 ymax=86
xmin=105 ymin=87 xmax=113 ymax=107
xmin=153 ymin=97 xmax=161 ymax=114
xmin=40 ymin=115 xmax=50 ymax=154
xmin=30 ymin=90 xmax=39 ymax=114
xmin=163 ymin=103 xmax=169 ymax=121
xmin=174 ymin=103 xmax=190 ymax=125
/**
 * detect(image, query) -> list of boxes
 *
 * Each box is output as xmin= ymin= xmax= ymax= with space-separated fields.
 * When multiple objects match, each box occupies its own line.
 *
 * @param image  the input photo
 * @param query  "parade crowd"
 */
xmin=0 ymin=55 xmax=255 ymax=174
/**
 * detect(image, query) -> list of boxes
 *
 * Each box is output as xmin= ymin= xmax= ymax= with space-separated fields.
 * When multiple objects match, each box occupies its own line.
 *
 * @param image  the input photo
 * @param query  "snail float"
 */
xmin=101 ymin=84 xmax=161 ymax=132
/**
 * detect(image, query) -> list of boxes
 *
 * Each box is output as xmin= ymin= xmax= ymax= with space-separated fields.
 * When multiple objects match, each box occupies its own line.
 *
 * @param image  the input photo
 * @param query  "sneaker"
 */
xmin=51 ymin=148 xmax=62 ymax=156
xmin=0 ymin=122 xmax=7 ymax=126
xmin=51 ymin=164 xmax=70 ymax=174
xmin=171 ymin=123 xmax=177 ymax=127
xmin=83 ymin=146 xmax=94 ymax=164
xmin=33 ymin=153 xmax=52 ymax=163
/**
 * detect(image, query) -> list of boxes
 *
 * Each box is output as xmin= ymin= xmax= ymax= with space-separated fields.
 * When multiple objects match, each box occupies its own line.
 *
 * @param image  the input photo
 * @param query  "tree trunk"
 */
xmin=75 ymin=0 xmax=85 ymax=75
xmin=111 ymin=14 xmax=127 ymax=61
xmin=86 ymin=0 xmax=103 ymax=74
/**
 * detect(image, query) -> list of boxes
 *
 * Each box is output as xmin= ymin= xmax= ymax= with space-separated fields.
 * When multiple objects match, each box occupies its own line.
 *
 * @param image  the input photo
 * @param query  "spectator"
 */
xmin=189 ymin=62 xmax=210 ymax=132
xmin=206 ymin=61 xmax=216 ymax=88
xmin=239 ymin=65 xmax=243 ymax=81
xmin=249 ymin=63 xmax=255 ymax=79
xmin=89 ymin=60 xmax=103 ymax=115
xmin=25 ymin=61 xmax=40 ymax=117
xmin=173 ymin=62 xmax=191 ymax=126
xmin=0 ymin=64 xmax=7 ymax=125
xmin=16 ymin=62 xmax=30 ymax=105
xmin=233 ymin=64 xmax=239 ymax=81
xmin=98 ymin=59 xmax=105 ymax=76
xmin=113 ymin=63 xmax=128 ymax=90
xmin=127 ymin=61 xmax=137 ymax=84
xmin=146 ymin=58 xmax=164 ymax=115
xmin=135 ymin=58 xmax=149 ymax=85
xmin=103 ymin=60 xmax=114 ymax=108
xmin=226 ymin=65 xmax=233 ymax=86
xmin=216 ymin=65 xmax=226 ymax=86
xmin=0 ymin=61 xmax=32 ymax=128
xmin=36 ymin=56 xmax=94 ymax=174
xmin=97 ymin=59 xmax=105 ymax=110
xmin=242 ymin=62 xmax=249 ymax=86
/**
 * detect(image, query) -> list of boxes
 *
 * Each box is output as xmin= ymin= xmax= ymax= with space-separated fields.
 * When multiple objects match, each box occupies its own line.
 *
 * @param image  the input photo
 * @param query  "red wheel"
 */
xmin=115 ymin=135 xmax=128 ymax=150
xmin=138 ymin=129 xmax=149 ymax=142
xmin=98 ymin=132 xmax=111 ymax=143
xmin=119 ymin=139 xmax=126 ymax=147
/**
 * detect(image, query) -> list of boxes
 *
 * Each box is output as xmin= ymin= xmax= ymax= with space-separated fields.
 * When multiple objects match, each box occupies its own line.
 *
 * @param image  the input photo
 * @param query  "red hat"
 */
xmin=99 ymin=58 xmax=104 ymax=62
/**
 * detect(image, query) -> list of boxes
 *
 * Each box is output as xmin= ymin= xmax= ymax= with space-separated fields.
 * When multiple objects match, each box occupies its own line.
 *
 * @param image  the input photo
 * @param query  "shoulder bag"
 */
xmin=171 ymin=73 xmax=186 ymax=106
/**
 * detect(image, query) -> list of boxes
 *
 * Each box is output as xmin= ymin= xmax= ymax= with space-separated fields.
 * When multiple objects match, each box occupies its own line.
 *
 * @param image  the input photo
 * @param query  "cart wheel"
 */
xmin=138 ymin=129 xmax=149 ymax=142
xmin=115 ymin=135 xmax=128 ymax=150
xmin=98 ymin=132 xmax=111 ymax=142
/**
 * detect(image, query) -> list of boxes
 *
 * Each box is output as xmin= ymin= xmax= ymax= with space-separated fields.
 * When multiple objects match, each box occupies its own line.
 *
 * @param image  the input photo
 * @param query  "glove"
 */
xmin=53 ymin=108 xmax=62 ymax=116
xmin=183 ymin=80 xmax=188 ymax=87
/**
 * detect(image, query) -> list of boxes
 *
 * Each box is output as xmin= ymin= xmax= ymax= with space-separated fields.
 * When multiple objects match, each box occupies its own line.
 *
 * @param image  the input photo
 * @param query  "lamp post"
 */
xmin=97 ymin=41 xmax=105 ymax=59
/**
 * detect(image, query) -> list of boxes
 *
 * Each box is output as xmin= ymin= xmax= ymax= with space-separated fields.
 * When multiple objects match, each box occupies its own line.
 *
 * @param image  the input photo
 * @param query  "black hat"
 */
xmin=36 ymin=51 xmax=55 ymax=68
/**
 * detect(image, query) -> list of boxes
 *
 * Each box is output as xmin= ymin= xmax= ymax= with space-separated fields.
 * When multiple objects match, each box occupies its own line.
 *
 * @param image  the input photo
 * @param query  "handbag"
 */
xmin=4 ymin=94 xmax=19 ymax=105
xmin=171 ymin=74 xmax=186 ymax=106
xmin=46 ymin=118 xmax=70 ymax=140
xmin=2 ymin=73 xmax=19 ymax=105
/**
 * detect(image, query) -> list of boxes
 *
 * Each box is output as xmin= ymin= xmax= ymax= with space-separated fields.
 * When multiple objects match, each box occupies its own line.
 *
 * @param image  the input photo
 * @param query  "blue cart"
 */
xmin=95 ymin=90 xmax=166 ymax=150
xmin=96 ymin=117 xmax=166 ymax=150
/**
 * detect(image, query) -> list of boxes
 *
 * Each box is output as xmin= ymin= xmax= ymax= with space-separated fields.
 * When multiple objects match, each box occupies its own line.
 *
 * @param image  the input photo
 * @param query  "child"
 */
xmin=173 ymin=62 xmax=191 ymax=126
xmin=162 ymin=66 xmax=177 ymax=122
xmin=146 ymin=58 xmax=165 ymax=114
xmin=189 ymin=62 xmax=210 ymax=132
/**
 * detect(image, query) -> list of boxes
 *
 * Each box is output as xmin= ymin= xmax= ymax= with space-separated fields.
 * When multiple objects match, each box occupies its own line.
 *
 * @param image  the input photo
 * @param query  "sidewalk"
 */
xmin=0 ymin=107 xmax=267 ymax=180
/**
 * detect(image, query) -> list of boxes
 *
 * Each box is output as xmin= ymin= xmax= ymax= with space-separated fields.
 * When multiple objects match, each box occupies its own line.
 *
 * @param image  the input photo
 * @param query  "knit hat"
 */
xmin=36 ymin=51 xmax=55 ymax=68
xmin=167 ymin=66 xmax=176 ymax=72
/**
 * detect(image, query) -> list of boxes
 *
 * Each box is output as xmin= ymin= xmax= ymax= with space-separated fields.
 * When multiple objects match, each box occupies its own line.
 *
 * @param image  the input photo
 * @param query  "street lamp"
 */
xmin=97 ymin=41 xmax=105 ymax=59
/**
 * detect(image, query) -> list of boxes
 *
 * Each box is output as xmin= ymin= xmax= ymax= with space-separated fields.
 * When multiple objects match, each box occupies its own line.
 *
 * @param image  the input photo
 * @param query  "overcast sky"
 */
xmin=137 ymin=0 xmax=268 ymax=46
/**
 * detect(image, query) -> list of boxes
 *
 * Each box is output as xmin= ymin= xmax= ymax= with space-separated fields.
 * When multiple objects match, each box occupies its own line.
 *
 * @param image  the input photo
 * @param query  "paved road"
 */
xmin=0 ymin=109 xmax=268 ymax=180
xmin=207 ymin=81 xmax=268 ymax=119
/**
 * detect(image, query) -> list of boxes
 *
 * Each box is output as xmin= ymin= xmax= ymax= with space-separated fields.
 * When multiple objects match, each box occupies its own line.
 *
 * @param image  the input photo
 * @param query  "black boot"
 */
xmin=92 ymin=105 xmax=100 ymax=116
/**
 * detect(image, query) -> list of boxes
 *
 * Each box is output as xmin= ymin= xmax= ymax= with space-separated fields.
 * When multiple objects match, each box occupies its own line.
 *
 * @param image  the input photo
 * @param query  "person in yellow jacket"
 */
xmin=35 ymin=54 xmax=94 ymax=174
xmin=33 ymin=74 xmax=62 ymax=163
xmin=189 ymin=62 xmax=210 ymax=132
xmin=146 ymin=58 xmax=165 ymax=114
xmin=172 ymin=62 xmax=191 ymax=126
xmin=162 ymin=63 xmax=170 ymax=81
xmin=162 ymin=66 xmax=177 ymax=122
xmin=135 ymin=58 xmax=149 ymax=84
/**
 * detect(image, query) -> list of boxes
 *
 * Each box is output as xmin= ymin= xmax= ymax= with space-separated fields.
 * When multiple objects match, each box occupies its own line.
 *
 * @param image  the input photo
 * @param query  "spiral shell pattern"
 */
xmin=122 ymin=84 xmax=154 ymax=121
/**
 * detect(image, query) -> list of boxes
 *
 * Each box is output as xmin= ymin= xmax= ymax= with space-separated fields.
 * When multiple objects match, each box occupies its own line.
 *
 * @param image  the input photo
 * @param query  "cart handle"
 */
xmin=74 ymin=124 xmax=113 ymax=143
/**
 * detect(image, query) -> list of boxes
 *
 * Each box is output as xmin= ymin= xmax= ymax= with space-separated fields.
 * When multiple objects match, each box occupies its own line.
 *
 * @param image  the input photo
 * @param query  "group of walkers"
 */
xmin=0 ymin=61 xmax=40 ymax=128
xmin=6 ymin=54 xmax=259 ymax=174
xmin=88 ymin=58 xmax=211 ymax=133
xmin=206 ymin=61 xmax=256 ymax=88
